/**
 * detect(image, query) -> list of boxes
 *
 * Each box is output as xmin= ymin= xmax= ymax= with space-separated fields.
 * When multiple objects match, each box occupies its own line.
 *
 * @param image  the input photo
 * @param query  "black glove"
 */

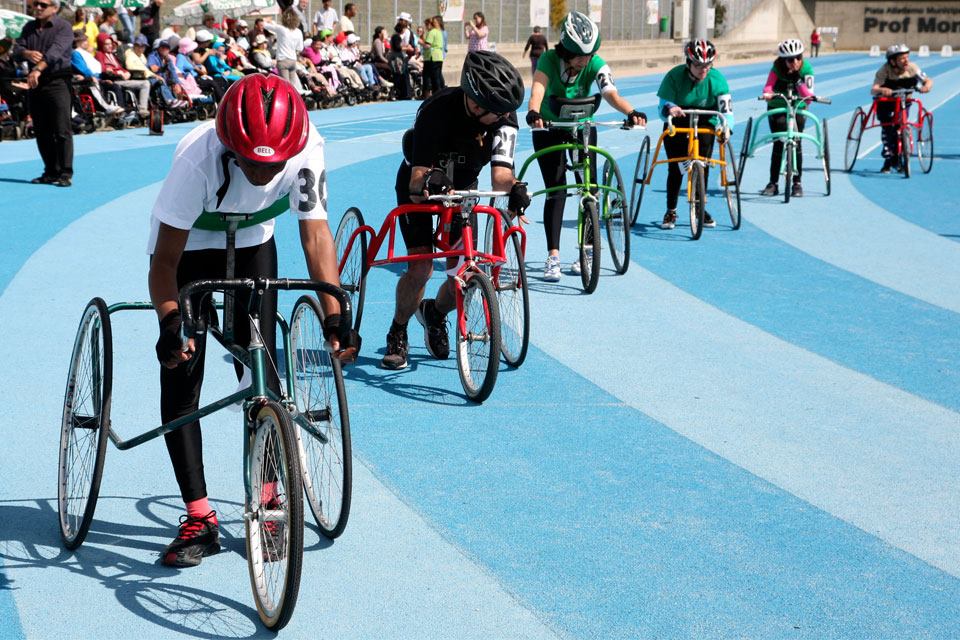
xmin=525 ymin=110 xmax=542 ymax=127
xmin=155 ymin=310 xmax=184 ymax=365
xmin=323 ymin=313 xmax=362 ymax=360
xmin=507 ymin=181 xmax=530 ymax=215
xmin=422 ymin=168 xmax=454 ymax=196
xmin=627 ymin=109 xmax=647 ymax=125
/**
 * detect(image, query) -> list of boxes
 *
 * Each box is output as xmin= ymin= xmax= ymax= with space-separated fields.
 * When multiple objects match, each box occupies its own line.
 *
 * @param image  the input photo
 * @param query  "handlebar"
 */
xmin=426 ymin=189 xmax=507 ymax=205
xmin=178 ymin=278 xmax=353 ymax=340
xmin=757 ymin=92 xmax=831 ymax=105
xmin=532 ymin=120 xmax=645 ymax=132
xmin=666 ymin=110 xmax=729 ymax=136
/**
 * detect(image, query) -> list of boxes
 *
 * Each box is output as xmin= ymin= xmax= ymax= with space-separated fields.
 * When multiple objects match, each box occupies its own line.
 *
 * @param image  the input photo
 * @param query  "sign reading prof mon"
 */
xmin=815 ymin=1 xmax=960 ymax=49
xmin=864 ymin=5 xmax=960 ymax=33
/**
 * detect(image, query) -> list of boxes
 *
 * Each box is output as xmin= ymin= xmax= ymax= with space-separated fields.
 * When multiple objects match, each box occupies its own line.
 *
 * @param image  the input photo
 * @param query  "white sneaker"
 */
xmin=570 ymin=246 xmax=591 ymax=274
xmin=543 ymin=255 xmax=561 ymax=282
xmin=106 ymin=105 xmax=124 ymax=115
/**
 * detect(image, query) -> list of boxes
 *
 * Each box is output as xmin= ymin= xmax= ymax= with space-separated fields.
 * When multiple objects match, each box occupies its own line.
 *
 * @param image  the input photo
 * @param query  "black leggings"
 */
xmin=663 ymin=121 xmax=714 ymax=211
xmin=877 ymin=101 xmax=902 ymax=159
xmin=532 ymin=127 xmax=597 ymax=251
xmin=768 ymin=112 xmax=805 ymax=184
xmin=158 ymin=239 xmax=280 ymax=503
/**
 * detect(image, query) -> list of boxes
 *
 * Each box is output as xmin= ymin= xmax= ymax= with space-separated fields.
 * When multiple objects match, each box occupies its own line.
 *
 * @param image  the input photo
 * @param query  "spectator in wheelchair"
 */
xmin=71 ymin=35 xmax=124 ymax=116
xmin=146 ymin=39 xmax=192 ymax=109
xmin=95 ymin=33 xmax=150 ymax=117
xmin=250 ymin=34 xmax=276 ymax=73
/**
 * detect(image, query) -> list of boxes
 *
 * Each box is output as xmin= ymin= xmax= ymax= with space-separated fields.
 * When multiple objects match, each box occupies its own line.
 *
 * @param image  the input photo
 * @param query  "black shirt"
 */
xmin=525 ymin=34 xmax=547 ymax=58
xmin=396 ymin=87 xmax=519 ymax=193
xmin=13 ymin=16 xmax=73 ymax=81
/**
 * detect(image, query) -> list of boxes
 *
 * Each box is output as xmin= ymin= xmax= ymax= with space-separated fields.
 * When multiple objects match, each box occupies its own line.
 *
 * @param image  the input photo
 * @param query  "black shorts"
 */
xmin=394 ymin=166 xmax=475 ymax=250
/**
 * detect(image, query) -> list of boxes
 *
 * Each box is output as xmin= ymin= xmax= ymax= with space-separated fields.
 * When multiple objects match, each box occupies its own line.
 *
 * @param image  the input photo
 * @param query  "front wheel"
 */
xmin=822 ymin=119 xmax=832 ymax=196
xmin=484 ymin=211 xmax=530 ymax=368
xmin=579 ymin=199 xmax=601 ymax=293
xmin=456 ymin=272 xmax=501 ymax=403
xmin=917 ymin=112 xmax=933 ymax=174
xmin=900 ymin=125 xmax=911 ymax=178
xmin=689 ymin=163 xmax=706 ymax=241
xmin=602 ymin=158 xmax=630 ymax=275
xmin=784 ymin=145 xmax=794 ymax=204
xmin=58 ymin=298 xmax=112 ymax=550
xmin=723 ymin=139 xmax=742 ymax=230
xmin=629 ymin=136 xmax=651 ymax=226
xmin=289 ymin=295 xmax=352 ymax=539
xmin=844 ymin=107 xmax=865 ymax=172
xmin=738 ymin=116 xmax=753 ymax=181
xmin=334 ymin=208 xmax=367 ymax=332
xmin=246 ymin=400 xmax=304 ymax=631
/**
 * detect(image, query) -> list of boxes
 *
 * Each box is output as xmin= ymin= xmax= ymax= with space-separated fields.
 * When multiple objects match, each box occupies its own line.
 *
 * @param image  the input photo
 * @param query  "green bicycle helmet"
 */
xmin=559 ymin=11 xmax=601 ymax=56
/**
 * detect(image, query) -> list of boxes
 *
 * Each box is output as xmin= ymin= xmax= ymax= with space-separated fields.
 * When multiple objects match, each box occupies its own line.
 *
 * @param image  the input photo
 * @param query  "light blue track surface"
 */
xmin=2 ymin=54 xmax=960 ymax=639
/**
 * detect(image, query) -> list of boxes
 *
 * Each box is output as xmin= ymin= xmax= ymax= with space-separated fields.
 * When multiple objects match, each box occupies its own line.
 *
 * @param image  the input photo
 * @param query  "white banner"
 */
xmin=646 ymin=0 xmax=658 ymax=25
xmin=530 ymin=0 xmax=549 ymax=28
xmin=588 ymin=0 xmax=602 ymax=22
xmin=439 ymin=0 xmax=465 ymax=22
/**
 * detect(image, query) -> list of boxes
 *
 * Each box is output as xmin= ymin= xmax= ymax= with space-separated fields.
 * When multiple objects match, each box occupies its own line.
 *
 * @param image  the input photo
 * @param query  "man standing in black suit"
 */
xmin=13 ymin=0 xmax=74 ymax=187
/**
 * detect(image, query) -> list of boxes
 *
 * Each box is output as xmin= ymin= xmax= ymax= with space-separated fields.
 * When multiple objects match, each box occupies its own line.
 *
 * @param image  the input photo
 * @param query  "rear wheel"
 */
xmin=821 ymin=119 xmax=832 ymax=196
xmin=245 ymin=400 xmax=304 ymax=631
xmin=289 ymin=296 xmax=352 ymax=539
xmin=723 ymin=139 xmax=742 ymax=230
xmin=738 ymin=116 xmax=753 ymax=181
xmin=483 ymin=210 xmax=529 ymax=368
xmin=334 ymin=208 xmax=367 ymax=332
xmin=58 ymin=298 xmax=112 ymax=550
xmin=629 ymin=136 xmax=651 ymax=226
xmin=602 ymin=158 xmax=630 ymax=275
xmin=844 ymin=107 xmax=865 ymax=172
xmin=917 ymin=112 xmax=933 ymax=174
xmin=579 ymin=200 xmax=601 ymax=293
xmin=900 ymin=125 xmax=911 ymax=178
xmin=688 ymin=163 xmax=705 ymax=241
xmin=456 ymin=272 xmax=501 ymax=403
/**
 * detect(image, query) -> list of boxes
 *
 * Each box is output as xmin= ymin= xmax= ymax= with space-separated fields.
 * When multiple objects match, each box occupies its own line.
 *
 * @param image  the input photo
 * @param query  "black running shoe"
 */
xmin=416 ymin=299 xmax=450 ymax=360
xmin=703 ymin=212 xmax=716 ymax=228
xmin=760 ymin=182 xmax=778 ymax=196
xmin=162 ymin=511 xmax=220 ymax=567
xmin=381 ymin=326 xmax=409 ymax=369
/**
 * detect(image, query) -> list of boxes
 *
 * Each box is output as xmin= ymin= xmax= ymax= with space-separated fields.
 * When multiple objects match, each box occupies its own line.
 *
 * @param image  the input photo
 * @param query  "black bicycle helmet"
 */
xmin=460 ymin=50 xmax=525 ymax=114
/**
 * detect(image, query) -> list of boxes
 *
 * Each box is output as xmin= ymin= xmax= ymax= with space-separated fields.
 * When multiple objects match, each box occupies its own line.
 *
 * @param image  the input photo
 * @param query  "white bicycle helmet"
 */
xmin=886 ymin=43 xmax=910 ymax=59
xmin=559 ymin=11 xmax=601 ymax=56
xmin=778 ymin=38 xmax=804 ymax=58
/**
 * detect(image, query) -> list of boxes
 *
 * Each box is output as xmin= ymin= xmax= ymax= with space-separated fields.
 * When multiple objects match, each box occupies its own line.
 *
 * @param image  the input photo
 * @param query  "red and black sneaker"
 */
xmin=162 ymin=511 xmax=220 ymax=567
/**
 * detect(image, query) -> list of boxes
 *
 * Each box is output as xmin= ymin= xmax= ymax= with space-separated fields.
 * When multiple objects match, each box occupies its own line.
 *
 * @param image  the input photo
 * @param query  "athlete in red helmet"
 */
xmin=147 ymin=74 xmax=353 ymax=567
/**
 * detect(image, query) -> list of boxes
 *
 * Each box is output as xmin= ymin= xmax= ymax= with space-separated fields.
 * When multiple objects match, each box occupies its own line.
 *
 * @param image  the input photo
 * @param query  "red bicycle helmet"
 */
xmin=684 ymin=39 xmax=717 ymax=65
xmin=216 ymin=74 xmax=309 ymax=163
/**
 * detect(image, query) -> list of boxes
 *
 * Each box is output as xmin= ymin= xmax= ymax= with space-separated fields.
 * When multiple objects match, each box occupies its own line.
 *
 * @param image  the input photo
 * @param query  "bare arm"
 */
xmin=298 ymin=218 xmax=347 ymax=353
xmin=148 ymin=223 xmax=194 ymax=367
xmin=527 ymin=70 xmax=548 ymax=127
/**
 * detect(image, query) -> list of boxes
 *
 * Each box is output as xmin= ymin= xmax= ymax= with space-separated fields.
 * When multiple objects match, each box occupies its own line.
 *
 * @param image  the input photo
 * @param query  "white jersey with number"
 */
xmin=147 ymin=121 xmax=328 ymax=253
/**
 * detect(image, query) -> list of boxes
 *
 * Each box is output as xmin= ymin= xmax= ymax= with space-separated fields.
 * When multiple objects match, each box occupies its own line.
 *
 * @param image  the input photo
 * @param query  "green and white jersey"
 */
xmin=536 ymin=49 xmax=616 ymax=122
xmin=656 ymin=64 xmax=734 ymax=129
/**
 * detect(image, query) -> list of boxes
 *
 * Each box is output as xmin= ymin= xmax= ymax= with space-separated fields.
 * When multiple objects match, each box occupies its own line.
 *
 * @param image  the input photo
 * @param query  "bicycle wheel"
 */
xmin=844 ymin=107 xmax=865 ymax=172
xmin=738 ymin=116 xmax=753 ymax=181
xmin=246 ymin=400 xmax=304 ymax=631
xmin=629 ymin=135 xmax=651 ymax=226
xmin=334 ymin=207 xmax=367 ymax=332
xmin=689 ymin=163 xmax=705 ymax=241
xmin=58 ymin=298 xmax=112 ymax=550
xmin=822 ymin=119 xmax=832 ymax=196
xmin=289 ymin=295 xmax=352 ymax=539
xmin=602 ymin=158 xmax=630 ymax=275
xmin=483 ymin=210 xmax=530 ymax=368
xmin=456 ymin=272 xmax=501 ymax=403
xmin=579 ymin=199 xmax=601 ymax=293
xmin=723 ymin=139 xmax=742 ymax=230
xmin=900 ymin=126 xmax=911 ymax=178
xmin=784 ymin=145 xmax=794 ymax=204
xmin=917 ymin=112 xmax=933 ymax=174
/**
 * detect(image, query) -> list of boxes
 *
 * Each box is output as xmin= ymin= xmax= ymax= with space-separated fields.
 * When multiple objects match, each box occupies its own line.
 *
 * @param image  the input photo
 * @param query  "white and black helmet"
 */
xmin=778 ymin=38 xmax=804 ymax=58
xmin=886 ymin=43 xmax=910 ymax=59
xmin=461 ymin=50 xmax=525 ymax=114
xmin=560 ymin=11 xmax=601 ymax=56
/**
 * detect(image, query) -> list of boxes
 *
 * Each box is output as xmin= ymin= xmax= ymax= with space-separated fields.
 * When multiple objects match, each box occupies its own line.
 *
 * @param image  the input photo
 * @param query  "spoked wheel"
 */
xmin=723 ymin=139 xmax=742 ymax=230
xmin=844 ymin=107 xmax=865 ymax=172
xmin=334 ymin=208 xmax=367 ymax=332
xmin=738 ymin=117 xmax=753 ymax=181
xmin=917 ymin=112 xmax=934 ymax=174
xmin=579 ymin=199 xmax=601 ymax=293
xmin=289 ymin=295 xmax=352 ymax=539
xmin=456 ymin=272 xmax=501 ymax=403
xmin=246 ymin=400 xmax=304 ymax=631
xmin=900 ymin=126 xmax=911 ymax=178
xmin=483 ymin=208 xmax=529 ymax=368
xmin=58 ymin=298 xmax=112 ymax=550
xmin=784 ymin=145 xmax=794 ymax=204
xmin=689 ymin=163 xmax=706 ymax=241
xmin=629 ymin=135 xmax=651 ymax=226
xmin=822 ymin=119 xmax=832 ymax=196
xmin=601 ymin=158 xmax=630 ymax=275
